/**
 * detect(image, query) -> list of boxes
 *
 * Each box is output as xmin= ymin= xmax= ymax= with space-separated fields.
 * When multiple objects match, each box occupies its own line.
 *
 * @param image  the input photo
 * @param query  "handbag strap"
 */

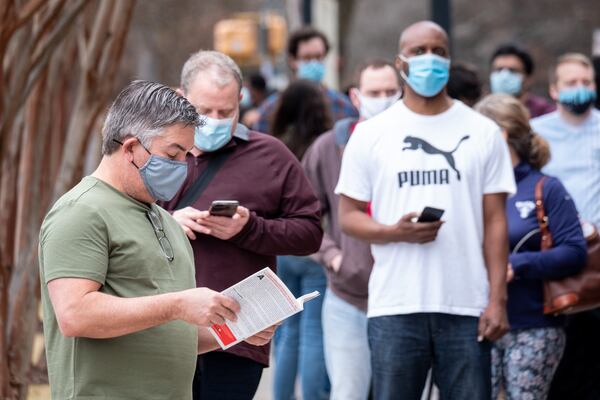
xmin=534 ymin=176 xmax=554 ymax=250
xmin=174 ymin=149 xmax=233 ymax=210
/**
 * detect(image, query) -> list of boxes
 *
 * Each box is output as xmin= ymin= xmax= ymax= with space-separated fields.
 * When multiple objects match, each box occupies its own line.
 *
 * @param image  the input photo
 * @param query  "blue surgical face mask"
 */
xmin=194 ymin=115 xmax=234 ymax=152
xmin=558 ymin=86 xmax=597 ymax=115
xmin=400 ymin=54 xmax=450 ymax=97
xmin=297 ymin=60 xmax=326 ymax=82
xmin=490 ymin=69 xmax=523 ymax=95
xmin=114 ymin=139 xmax=188 ymax=201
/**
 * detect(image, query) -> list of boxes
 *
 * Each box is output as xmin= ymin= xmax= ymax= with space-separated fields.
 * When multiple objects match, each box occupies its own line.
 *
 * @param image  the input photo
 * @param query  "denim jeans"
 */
xmin=368 ymin=313 xmax=491 ymax=400
xmin=322 ymin=290 xmax=371 ymax=400
xmin=273 ymin=256 xmax=329 ymax=400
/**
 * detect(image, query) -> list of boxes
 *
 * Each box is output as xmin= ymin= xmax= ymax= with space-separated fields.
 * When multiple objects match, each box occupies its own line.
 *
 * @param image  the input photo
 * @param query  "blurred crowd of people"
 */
xmin=247 ymin=23 xmax=599 ymax=400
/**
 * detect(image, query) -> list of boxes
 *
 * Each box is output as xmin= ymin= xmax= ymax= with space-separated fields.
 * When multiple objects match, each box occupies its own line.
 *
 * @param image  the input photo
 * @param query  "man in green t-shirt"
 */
xmin=39 ymin=80 xmax=275 ymax=399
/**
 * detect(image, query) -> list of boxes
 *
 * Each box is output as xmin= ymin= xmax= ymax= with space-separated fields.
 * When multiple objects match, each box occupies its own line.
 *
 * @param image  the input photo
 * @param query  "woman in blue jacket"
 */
xmin=475 ymin=94 xmax=587 ymax=400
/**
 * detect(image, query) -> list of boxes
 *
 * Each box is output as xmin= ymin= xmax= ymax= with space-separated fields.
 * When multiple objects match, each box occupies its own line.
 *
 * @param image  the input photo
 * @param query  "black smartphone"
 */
xmin=209 ymin=200 xmax=239 ymax=217
xmin=417 ymin=206 xmax=445 ymax=223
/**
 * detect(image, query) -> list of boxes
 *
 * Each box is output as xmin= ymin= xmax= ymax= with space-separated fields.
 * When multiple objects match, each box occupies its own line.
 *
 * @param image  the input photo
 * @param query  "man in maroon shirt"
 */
xmin=160 ymin=50 xmax=323 ymax=400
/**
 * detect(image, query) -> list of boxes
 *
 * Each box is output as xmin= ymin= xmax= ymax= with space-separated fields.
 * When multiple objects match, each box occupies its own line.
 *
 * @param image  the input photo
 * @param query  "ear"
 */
xmin=522 ymin=74 xmax=533 ymax=91
xmin=395 ymin=56 xmax=402 ymax=71
xmin=549 ymin=84 xmax=559 ymax=102
xmin=121 ymin=137 xmax=139 ymax=162
xmin=349 ymin=87 xmax=361 ymax=110
xmin=175 ymin=87 xmax=185 ymax=97
xmin=395 ymin=55 xmax=408 ymax=78
xmin=288 ymin=56 xmax=298 ymax=73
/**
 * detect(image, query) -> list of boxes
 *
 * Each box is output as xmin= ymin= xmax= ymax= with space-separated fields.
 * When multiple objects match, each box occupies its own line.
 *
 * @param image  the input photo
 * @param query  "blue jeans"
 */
xmin=322 ymin=290 xmax=371 ymax=400
xmin=273 ymin=256 xmax=329 ymax=400
xmin=368 ymin=313 xmax=491 ymax=400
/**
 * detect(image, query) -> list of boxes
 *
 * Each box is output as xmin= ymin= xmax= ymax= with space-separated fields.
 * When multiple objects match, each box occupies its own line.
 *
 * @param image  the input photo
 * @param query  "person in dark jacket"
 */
xmin=475 ymin=93 xmax=587 ymax=400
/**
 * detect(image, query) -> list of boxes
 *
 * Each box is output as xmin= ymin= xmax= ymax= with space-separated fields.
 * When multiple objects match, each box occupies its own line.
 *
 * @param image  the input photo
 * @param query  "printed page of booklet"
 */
xmin=208 ymin=267 xmax=320 ymax=350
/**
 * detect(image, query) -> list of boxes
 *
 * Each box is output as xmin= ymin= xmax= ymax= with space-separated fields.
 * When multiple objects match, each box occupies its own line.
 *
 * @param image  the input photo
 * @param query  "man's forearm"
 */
xmin=483 ymin=196 xmax=509 ymax=304
xmin=340 ymin=208 xmax=391 ymax=244
xmin=229 ymin=214 xmax=323 ymax=255
xmin=313 ymin=232 xmax=342 ymax=266
xmin=484 ymin=229 xmax=508 ymax=304
xmin=59 ymin=290 xmax=182 ymax=338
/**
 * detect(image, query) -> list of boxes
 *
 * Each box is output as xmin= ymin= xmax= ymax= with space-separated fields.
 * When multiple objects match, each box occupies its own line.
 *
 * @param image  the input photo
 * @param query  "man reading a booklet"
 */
xmin=39 ymin=81 xmax=275 ymax=400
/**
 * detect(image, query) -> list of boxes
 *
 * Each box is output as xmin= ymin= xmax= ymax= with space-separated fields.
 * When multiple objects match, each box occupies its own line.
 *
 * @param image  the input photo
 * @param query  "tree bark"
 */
xmin=0 ymin=1 xmax=136 ymax=397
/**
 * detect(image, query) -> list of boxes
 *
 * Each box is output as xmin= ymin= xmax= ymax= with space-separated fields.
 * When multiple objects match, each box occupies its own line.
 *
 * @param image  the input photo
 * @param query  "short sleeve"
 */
xmin=334 ymin=124 xmax=373 ymax=202
xmin=40 ymin=202 xmax=109 ymax=285
xmin=482 ymin=127 xmax=516 ymax=195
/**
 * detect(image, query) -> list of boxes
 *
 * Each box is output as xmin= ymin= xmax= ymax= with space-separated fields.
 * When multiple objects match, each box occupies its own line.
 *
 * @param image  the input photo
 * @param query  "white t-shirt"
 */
xmin=335 ymin=100 xmax=516 ymax=318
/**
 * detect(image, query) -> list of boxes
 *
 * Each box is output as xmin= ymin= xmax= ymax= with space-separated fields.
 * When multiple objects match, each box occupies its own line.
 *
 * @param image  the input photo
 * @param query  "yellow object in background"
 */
xmin=214 ymin=12 xmax=287 ymax=66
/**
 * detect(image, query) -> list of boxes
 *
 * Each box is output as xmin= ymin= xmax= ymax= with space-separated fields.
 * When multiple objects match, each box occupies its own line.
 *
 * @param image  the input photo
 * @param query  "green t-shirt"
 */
xmin=39 ymin=176 xmax=197 ymax=399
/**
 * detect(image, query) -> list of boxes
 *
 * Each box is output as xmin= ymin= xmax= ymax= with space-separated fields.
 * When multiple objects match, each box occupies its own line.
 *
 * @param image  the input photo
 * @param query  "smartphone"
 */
xmin=209 ymin=200 xmax=239 ymax=217
xmin=417 ymin=206 xmax=445 ymax=223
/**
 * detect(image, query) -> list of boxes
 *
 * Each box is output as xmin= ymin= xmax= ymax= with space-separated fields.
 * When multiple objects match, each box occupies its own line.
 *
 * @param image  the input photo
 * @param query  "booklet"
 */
xmin=208 ymin=267 xmax=320 ymax=350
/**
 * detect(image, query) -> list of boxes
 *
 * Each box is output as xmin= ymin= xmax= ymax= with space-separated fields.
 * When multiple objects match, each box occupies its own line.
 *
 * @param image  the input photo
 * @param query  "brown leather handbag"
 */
xmin=534 ymin=177 xmax=600 ymax=315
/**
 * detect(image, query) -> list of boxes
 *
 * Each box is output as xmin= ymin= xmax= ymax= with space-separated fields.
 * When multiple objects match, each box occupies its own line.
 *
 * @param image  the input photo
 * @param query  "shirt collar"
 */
xmin=233 ymin=123 xmax=250 ymax=141
xmin=514 ymin=161 xmax=532 ymax=183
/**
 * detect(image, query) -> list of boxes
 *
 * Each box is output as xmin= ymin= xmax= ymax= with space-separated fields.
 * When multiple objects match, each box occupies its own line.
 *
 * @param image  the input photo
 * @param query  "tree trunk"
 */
xmin=0 ymin=1 xmax=136 ymax=397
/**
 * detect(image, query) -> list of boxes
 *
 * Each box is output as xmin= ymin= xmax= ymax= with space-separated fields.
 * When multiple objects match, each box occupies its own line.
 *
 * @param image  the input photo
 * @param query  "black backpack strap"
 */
xmin=175 ymin=149 xmax=233 ymax=210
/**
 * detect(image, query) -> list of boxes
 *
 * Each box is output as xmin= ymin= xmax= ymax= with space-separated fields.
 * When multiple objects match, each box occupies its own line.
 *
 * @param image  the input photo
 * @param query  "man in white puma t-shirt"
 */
xmin=335 ymin=21 xmax=516 ymax=400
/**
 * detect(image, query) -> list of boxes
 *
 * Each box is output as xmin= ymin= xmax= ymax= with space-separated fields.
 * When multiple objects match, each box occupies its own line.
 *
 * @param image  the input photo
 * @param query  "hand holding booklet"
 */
xmin=209 ymin=267 xmax=320 ymax=349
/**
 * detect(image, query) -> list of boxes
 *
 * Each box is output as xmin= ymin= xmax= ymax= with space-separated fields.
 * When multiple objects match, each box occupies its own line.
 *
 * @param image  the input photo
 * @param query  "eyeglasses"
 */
xmin=146 ymin=209 xmax=174 ymax=262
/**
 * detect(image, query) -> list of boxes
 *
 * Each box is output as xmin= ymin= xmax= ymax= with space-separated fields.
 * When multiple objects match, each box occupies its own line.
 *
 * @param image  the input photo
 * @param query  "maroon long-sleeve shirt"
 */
xmin=160 ymin=127 xmax=323 ymax=366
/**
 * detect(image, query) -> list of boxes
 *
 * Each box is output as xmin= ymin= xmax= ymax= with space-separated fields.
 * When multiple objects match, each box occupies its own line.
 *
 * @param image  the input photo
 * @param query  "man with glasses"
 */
xmin=254 ymin=26 xmax=358 ymax=133
xmin=39 ymin=81 xmax=275 ymax=400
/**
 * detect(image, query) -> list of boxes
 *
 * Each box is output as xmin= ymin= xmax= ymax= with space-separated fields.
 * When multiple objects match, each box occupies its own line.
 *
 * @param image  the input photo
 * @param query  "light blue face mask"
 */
xmin=558 ymin=86 xmax=597 ymax=114
xmin=297 ymin=60 xmax=326 ymax=82
xmin=240 ymin=86 xmax=252 ymax=108
xmin=194 ymin=115 xmax=234 ymax=152
xmin=400 ymin=53 xmax=450 ymax=97
xmin=114 ymin=139 xmax=188 ymax=201
xmin=490 ymin=69 xmax=523 ymax=95
xmin=356 ymin=91 xmax=400 ymax=119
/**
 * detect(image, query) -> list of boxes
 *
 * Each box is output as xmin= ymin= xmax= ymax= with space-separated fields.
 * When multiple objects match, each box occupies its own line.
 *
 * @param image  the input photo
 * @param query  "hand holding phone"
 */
xmin=417 ymin=207 xmax=445 ymax=223
xmin=209 ymin=200 xmax=239 ymax=218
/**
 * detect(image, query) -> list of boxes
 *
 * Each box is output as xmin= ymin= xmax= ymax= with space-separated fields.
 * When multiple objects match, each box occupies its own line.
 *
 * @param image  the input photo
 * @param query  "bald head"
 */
xmin=399 ymin=21 xmax=449 ymax=57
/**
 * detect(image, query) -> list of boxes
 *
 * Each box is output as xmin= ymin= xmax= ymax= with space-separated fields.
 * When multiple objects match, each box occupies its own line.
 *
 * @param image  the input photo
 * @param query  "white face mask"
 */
xmin=356 ymin=91 xmax=400 ymax=119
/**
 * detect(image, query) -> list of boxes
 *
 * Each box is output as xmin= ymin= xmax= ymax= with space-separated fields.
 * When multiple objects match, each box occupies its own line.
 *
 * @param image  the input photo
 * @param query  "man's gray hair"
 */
xmin=180 ymin=50 xmax=243 ymax=93
xmin=102 ymin=80 xmax=202 ymax=155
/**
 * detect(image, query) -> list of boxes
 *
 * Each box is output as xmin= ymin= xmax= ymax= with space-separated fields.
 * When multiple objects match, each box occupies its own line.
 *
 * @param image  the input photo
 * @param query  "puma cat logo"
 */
xmin=402 ymin=135 xmax=470 ymax=180
xmin=515 ymin=201 xmax=535 ymax=219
